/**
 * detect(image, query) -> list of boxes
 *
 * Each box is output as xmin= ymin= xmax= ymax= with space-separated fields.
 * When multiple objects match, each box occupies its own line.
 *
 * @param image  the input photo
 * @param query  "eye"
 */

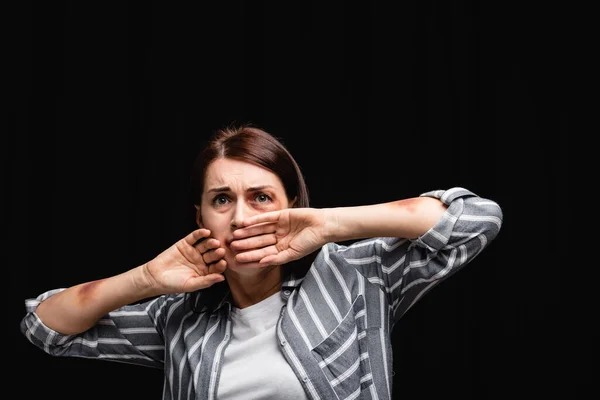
xmin=212 ymin=194 xmax=230 ymax=206
xmin=255 ymin=193 xmax=273 ymax=203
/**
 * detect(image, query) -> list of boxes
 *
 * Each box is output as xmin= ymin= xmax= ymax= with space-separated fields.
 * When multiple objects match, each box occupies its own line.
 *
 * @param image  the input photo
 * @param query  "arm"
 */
xmin=230 ymin=195 xmax=448 ymax=265
xmin=314 ymin=187 xmax=503 ymax=321
xmin=33 ymin=228 xmax=226 ymax=335
xmin=324 ymin=196 xmax=448 ymax=243
xmin=230 ymin=187 xmax=502 ymax=322
xmin=35 ymin=266 xmax=156 ymax=335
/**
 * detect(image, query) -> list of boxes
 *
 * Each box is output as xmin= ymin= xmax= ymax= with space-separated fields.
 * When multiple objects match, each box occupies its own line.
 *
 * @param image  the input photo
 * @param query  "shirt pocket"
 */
xmin=311 ymin=295 xmax=377 ymax=399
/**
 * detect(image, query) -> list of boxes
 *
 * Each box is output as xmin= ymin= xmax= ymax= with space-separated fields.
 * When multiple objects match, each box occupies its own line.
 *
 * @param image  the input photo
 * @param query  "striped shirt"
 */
xmin=21 ymin=187 xmax=503 ymax=400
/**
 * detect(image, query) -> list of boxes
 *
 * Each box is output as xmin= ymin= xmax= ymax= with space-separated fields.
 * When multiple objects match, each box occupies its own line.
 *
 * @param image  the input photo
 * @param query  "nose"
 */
xmin=230 ymin=201 xmax=248 ymax=230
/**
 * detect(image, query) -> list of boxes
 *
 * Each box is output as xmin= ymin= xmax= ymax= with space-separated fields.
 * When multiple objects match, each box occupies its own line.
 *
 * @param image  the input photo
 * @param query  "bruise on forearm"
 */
xmin=384 ymin=197 xmax=447 ymax=238
xmin=76 ymin=278 xmax=106 ymax=305
xmin=387 ymin=197 xmax=420 ymax=213
xmin=34 ymin=278 xmax=110 ymax=335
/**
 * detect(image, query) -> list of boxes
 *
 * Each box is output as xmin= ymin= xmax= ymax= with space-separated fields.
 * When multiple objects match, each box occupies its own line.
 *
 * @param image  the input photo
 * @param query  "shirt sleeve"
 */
xmin=20 ymin=288 xmax=167 ymax=369
xmin=326 ymin=187 xmax=503 ymax=323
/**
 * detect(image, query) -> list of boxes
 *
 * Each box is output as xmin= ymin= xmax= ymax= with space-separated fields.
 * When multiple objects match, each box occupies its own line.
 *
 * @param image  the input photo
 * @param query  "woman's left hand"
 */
xmin=230 ymin=208 xmax=327 ymax=265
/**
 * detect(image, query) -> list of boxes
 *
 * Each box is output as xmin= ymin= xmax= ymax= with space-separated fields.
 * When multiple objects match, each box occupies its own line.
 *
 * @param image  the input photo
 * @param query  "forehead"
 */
xmin=204 ymin=158 xmax=284 ymax=190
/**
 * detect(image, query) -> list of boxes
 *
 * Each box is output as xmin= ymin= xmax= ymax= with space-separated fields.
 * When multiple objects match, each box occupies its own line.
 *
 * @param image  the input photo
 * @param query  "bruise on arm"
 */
xmin=75 ymin=278 xmax=107 ymax=305
xmin=385 ymin=196 xmax=447 ymax=238
xmin=387 ymin=197 xmax=421 ymax=213
xmin=34 ymin=278 xmax=112 ymax=335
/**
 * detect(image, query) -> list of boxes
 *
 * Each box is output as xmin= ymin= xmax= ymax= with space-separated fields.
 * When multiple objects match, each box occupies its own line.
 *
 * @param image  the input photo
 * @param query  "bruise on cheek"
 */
xmin=77 ymin=279 xmax=105 ymax=304
xmin=389 ymin=198 xmax=420 ymax=213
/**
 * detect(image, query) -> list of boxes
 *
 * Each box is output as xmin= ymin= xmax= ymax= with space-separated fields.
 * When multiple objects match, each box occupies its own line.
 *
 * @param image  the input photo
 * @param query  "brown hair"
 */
xmin=187 ymin=123 xmax=313 ymax=312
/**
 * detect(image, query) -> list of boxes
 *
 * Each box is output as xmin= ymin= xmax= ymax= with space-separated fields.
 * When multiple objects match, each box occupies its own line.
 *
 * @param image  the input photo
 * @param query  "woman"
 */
xmin=21 ymin=124 xmax=503 ymax=400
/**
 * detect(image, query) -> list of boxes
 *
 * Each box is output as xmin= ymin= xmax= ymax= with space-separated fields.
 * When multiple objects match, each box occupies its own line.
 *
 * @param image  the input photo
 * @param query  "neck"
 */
xmin=225 ymin=265 xmax=282 ymax=309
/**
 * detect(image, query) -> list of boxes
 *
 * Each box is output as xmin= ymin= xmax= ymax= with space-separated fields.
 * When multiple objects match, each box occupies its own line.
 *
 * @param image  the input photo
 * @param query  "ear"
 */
xmin=289 ymin=197 xmax=297 ymax=208
xmin=194 ymin=205 xmax=203 ymax=227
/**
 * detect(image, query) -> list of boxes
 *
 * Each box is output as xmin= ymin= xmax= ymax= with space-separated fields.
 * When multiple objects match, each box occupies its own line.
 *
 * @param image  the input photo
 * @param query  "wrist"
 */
xmin=323 ymin=208 xmax=343 ymax=243
xmin=130 ymin=263 xmax=161 ymax=299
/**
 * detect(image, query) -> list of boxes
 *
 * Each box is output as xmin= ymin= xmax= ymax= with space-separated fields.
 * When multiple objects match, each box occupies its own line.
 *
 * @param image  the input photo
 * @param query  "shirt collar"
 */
xmin=282 ymin=273 xmax=304 ymax=289
xmin=212 ymin=274 xmax=304 ymax=311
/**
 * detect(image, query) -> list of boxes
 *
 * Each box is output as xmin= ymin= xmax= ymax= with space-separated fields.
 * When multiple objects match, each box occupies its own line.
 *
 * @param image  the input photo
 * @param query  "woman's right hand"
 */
xmin=142 ymin=228 xmax=227 ymax=294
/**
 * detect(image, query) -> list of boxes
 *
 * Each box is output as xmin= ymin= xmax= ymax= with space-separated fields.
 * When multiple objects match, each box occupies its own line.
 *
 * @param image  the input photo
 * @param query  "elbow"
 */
xmin=476 ymin=199 xmax=504 ymax=242
xmin=416 ymin=197 xmax=449 ymax=234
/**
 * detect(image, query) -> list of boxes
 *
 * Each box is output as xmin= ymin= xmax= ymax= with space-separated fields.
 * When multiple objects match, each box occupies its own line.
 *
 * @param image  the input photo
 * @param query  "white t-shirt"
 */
xmin=217 ymin=292 xmax=309 ymax=399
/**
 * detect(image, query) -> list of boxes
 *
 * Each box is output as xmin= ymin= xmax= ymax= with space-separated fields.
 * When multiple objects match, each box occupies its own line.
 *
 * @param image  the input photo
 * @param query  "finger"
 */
xmin=230 ymin=234 xmax=277 ymax=251
xmin=176 ymin=236 xmax=211 ymax=266
xmin=235 ymin=245 xmax=279 ymax=263
xmin=184 ymin=274 xmax=225 ymax=292
xmin=258 ymin=255 xmax=278 ymax=265
xmin=185 ymin=228 xmax=211 ymax=245
xmin=194 ymin=238 xmax=221 ymax=254
xmin=232 ymin=222 xmax=276 ymax=240
xmin=259 ymin=250 xmax=296 ymax=266
xmin=202 ymin=247 xmax=226 ymax=265
xmin=208 ymin=259 xmax=227 ymax=275
xmin=239 ymin=211 xmax=280 ymax=227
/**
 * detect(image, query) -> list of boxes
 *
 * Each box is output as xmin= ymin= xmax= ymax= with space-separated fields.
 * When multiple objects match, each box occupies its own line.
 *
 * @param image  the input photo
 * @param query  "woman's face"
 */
xmin=199 ymin=157 xmax=291 ymax=273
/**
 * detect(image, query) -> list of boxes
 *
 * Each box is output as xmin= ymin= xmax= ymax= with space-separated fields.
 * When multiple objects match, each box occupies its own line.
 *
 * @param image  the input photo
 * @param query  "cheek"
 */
xmin=200 ymin=213 xmax=230 ymax=241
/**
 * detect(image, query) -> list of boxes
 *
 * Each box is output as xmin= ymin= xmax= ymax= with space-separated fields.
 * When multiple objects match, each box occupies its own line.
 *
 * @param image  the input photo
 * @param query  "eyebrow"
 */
xmin=207 ymin=185 xmax=276 ymax=194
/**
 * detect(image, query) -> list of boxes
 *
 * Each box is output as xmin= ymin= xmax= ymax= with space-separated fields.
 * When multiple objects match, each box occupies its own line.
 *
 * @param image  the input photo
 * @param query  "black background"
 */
xmin=6 ymin=1 xmax=573 ymax=399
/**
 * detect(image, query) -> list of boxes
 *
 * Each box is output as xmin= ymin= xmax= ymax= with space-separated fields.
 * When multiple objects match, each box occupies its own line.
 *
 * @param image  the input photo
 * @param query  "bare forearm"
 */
xmin=324 ymin=196 xmax=448 ymax=242
xmin=35 ymin=264 xmax=157 ymax=335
